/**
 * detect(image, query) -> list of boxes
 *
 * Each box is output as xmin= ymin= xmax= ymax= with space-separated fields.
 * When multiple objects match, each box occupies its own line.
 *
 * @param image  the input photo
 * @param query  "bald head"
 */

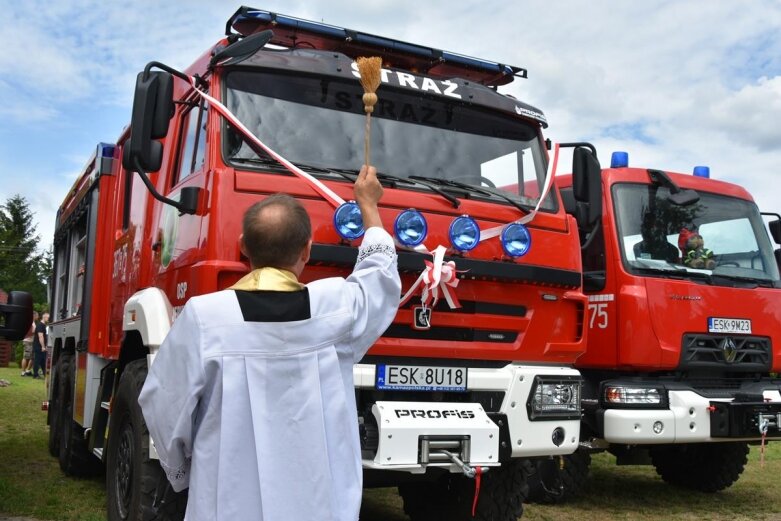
xmin=242 ymin=194 xmax=312 ymax=269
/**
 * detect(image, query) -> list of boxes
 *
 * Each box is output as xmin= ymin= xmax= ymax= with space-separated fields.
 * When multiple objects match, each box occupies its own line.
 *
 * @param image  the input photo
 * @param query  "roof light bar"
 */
xmin=225 ymin=6 xmax=526 ymax=86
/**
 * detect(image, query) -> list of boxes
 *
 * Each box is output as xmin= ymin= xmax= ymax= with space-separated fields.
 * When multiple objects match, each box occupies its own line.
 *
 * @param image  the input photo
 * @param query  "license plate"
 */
xmin=708 ymin=317 xmax=752 ymax=334
xmin=376 ymin=364 xmax=468 ymax=392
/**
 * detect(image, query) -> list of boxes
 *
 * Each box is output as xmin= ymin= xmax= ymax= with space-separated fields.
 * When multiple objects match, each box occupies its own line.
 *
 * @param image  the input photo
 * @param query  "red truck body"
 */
xmin=47 ymin=7 xmax=589 ymax=520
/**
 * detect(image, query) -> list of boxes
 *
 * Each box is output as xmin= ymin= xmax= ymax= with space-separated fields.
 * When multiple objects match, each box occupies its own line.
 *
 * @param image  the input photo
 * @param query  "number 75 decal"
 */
xmin=588 ymin=303 xmax=609 ymax=329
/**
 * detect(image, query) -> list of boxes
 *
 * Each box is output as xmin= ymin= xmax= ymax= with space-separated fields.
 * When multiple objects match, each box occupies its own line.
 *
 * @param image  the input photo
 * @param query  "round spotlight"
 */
xmin=500 ymin=223 xmax=531 ymax=257
xmin=333 ymin=201 xmax=364 ymax=240
xmin=394 ymin=209 xmax=427 ymax=247
xmin=449 ymin=215 xmax=481 ymax=252
xmin=653 ymin=421 xmax=664 ymax=434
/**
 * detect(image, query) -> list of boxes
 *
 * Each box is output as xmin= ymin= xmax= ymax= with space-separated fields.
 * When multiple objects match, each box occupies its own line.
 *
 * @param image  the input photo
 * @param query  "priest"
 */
xmin=139 ymin=165 xmax=400 ymax=521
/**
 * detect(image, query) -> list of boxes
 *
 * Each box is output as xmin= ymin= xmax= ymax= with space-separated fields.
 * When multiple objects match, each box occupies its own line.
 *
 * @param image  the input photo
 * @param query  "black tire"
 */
xmin=650 ymin=442 xmax=749 ymax=492
xmin=57 ymin=353 xmax=102 ymax=476
xmin=106 ymin=359 xmax=187 ymax=521
xmin=526 ymin=450 xmax=591 ymax=504
xmin=47 ymin=355 xmax=62 ymax=457
xmin=399 ymin=458 xmax=532 ymax=521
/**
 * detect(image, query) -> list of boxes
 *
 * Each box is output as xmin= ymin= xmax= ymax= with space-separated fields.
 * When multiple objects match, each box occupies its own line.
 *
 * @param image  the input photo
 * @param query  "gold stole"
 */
xmin=230 ymin=267 xmax=304 ymax=292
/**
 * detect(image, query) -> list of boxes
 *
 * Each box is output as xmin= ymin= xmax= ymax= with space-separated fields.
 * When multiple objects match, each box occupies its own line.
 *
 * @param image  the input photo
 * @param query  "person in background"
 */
xmin=31 ymin=312 xmax=49 ymax=379
xmin=20 ymin=311 xmax=37 ymax=376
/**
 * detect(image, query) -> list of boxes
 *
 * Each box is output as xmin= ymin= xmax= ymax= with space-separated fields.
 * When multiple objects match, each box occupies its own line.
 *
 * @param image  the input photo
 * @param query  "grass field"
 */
xmin=1 ymin=364 xmax=780 ymax=520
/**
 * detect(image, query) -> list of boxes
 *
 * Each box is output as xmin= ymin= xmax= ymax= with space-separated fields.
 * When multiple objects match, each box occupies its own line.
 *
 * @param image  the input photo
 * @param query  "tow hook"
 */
xmin=439 ymin=449 xmax=489 ymax=479
xmin=440 ymin=449 xmax=488 ymax=516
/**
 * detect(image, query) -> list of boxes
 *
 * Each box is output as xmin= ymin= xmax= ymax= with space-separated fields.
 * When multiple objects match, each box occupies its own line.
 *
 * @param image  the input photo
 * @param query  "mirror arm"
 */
xmin=559 ymin=142 xmax=599 ymax=159
xmin=143 ymin=61 xmax=190 ymax=84
xmin=133 ymin=158 xmax=196 ymax=215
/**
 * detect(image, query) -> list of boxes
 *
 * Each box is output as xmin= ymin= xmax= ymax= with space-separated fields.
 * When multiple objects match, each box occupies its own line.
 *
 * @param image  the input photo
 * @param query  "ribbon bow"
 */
xmin=400 ymin=245 xmax=462 ymax=309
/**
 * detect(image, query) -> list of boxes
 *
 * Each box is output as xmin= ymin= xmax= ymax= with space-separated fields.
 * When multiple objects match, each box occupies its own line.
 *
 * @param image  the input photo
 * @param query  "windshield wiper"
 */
xmin=632 ymin=265 xmax=712 ymax=283
xmin=230 ymin=155 xmax=286 ymax=169
xmin=711 ymin=272 xmax=772 ymax=288
xmin=290 ymin=164 xmax=460 ymax=209
xmin=409 ymin=176 xmax=529 ymax=214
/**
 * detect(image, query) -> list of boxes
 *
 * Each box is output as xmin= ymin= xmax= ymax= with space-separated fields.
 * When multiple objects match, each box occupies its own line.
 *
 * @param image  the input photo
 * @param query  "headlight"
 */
xmin=500 ymin=222 xmax=531 ymax=257
xmin=394 ymin=209 xmax=427 ymax=247
xmin=603 ymin=385 xmax=666 ymax=408
xmin=333 ymin=201 xmax=364 ymax=240
xmin=448 ymin=215 xmax=480 ymax=252
xmin=527 ymin=376 xmax=581 ymax=420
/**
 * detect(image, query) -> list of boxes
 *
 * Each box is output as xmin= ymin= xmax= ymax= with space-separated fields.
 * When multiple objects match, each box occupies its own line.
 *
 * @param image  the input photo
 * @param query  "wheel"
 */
xmin=57 ymin=353 xmax=102 ymax=476
xmin=650 ymin=442 xmax=748 ymax=492
xmin=106 ymin=359 xmax=187 ymax=521
xmin=399 ymin=458 xmax=531 ymax=521
xmin=525 ymin=450 xmax=591 ymax=504
xmin=48 ymin=355 xmax=62 ymax=457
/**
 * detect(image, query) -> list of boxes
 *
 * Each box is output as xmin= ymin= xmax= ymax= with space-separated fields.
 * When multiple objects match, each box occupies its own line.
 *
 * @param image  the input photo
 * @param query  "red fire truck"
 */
xmin=528 ymin=149 xmax=781 ymax=502
xmin=46 ymin=7 xmax=594 ymax=520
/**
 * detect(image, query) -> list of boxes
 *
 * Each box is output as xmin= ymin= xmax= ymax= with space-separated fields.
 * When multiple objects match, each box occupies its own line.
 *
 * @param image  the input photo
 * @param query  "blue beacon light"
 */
xmin=394 ymin=209 xmax=427 ymax=247
xmin=501 ymin=223 xmax=532 ymax=257
xmin=611 ymin=151 xmax=629 ymax=168
xmin=333 ymin=201 xmax=365 ymax=240
xmin=449 ymin=215 xmax=480 ymax=252
xmin=693 ymin=166 xmax=710 ymax=178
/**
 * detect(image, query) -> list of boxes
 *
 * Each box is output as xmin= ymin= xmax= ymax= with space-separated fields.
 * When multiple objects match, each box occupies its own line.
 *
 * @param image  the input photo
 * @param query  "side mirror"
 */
xmin=0 ymin=291 xmax=33 ymax=341
xmin=669 ymin=189 xmax=700 ymax=207
xmin=775 ymin=249 xmax=781 ymax=271
xmin=178 ymin=186 xmax=201 ymax=215
xmin=572 ymin=146 xmax=603 ymax=229
xmin=210 ymin=30 xmax=274 ymax=67
xmin=769 ymin=219 xmax=781 ymax=244
xmin=123 ymin=71 xmax=174 ymax=173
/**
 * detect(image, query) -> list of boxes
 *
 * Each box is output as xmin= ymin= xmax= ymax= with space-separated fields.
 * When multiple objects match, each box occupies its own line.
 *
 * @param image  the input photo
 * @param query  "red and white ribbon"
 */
xmin=479 ymin=142 xmax=560 ymax=241
xmin=189 ymin=77 xmax=346 ymax=208
xmin=399 ymin=245 xmax=461 ymax=309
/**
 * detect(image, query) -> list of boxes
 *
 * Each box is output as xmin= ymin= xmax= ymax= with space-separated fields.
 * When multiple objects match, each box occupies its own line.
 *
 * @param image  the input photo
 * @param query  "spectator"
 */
xmin=31 ymin=312 xmax=49 ymax=379
xmin=20 ymin=311 xmax=37 ymax=376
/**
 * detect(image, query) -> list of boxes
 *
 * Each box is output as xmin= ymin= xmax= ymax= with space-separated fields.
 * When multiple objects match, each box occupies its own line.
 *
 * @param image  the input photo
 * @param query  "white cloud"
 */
xmin=709 ymin=76 xmax=781 ymax=151
xmin=1 ymin=0 xmax=780 ymax=248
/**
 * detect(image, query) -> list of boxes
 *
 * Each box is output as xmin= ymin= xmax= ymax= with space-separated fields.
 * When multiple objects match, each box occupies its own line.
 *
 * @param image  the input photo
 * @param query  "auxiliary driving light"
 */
xmin=394 ymin=209 xmax=427 ymax=247
xmin=500 ymin=223 xmax=531 ymax=257
xmin=448 ymin=215 xmax=480 ymax=252
xmin=333 ymin=201 xmax=364 ymax=240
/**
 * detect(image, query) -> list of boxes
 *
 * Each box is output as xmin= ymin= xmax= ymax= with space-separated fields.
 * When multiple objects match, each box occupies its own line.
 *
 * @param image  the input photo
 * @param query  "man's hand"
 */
xmin=354 ymin=165 xmax=383 ymax=229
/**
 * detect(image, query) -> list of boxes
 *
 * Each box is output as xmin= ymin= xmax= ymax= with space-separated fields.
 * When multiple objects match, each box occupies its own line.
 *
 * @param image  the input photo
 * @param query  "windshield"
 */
xmin=612 ymin=183 xmax=780 ymax=286
xmin=223 ymin=69 xmax=554 ymax=210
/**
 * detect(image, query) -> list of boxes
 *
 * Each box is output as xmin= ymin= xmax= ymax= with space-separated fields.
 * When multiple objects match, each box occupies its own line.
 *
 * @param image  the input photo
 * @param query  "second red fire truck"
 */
xmin=527 ymin=149 xmax=781 ymax=502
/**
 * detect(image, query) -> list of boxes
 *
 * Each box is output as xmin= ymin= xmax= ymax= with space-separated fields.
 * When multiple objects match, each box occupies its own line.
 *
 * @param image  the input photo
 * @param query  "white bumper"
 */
xmin=603 ymin=389 xmax=781 ymax=444
xmin=355 ymin=363 xmax=582 ymax=472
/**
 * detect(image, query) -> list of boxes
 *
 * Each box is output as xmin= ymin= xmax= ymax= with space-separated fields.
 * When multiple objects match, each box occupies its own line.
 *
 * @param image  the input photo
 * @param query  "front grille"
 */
xmin=384 ymin=324 xmax=518 ymax=343
xmin=680 ymin=334 xmax=771 ymax=372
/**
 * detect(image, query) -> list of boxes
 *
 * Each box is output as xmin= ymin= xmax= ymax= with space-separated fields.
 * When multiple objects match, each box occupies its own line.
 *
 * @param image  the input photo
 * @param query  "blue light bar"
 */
xmin=228 ymin=7 xmax=526 ymax=83
xmin=333 ymin=202 xmax=364 ymax=240
xmin=693 ymin=166 xmax=710 ymax=178
xmin=449 ymin=215 xmax=480 ymax=252
xmin=611 ymin=151 xmax=629 ymax=168
xmin=500 ymin=223 xmax=531 ymax=257
xmin=394 ymin=209 xmax=427 ymax=247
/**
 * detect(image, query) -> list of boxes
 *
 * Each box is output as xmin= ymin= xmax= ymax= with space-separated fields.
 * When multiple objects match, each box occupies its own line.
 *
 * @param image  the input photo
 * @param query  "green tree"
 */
xmin=0 ymin=195 xmax=50 ymax=307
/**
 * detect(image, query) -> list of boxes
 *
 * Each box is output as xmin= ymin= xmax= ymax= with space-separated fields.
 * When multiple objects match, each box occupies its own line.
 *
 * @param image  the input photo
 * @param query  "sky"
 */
xmin=1 ymin=0 xmax=780 ymax=251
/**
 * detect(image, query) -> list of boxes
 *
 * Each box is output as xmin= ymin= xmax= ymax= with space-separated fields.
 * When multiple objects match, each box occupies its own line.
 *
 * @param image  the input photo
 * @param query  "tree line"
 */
xmin=0 ymin=195 xmax=52 ymax=312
